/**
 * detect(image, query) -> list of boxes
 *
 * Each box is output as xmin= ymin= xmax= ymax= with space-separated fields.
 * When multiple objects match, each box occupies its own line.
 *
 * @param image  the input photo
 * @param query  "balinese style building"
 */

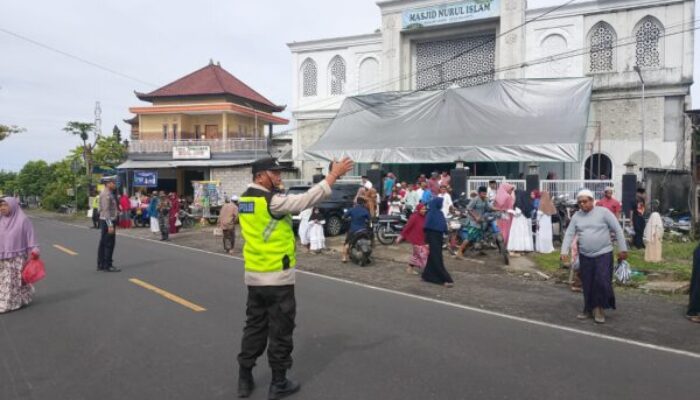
xmin=120 ymin=60 xmax=291 ymax=197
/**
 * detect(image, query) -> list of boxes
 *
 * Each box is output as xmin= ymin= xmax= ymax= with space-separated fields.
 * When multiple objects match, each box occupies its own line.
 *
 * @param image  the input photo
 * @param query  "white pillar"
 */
xmin=497 ymin=0 xmax=526 ymax=79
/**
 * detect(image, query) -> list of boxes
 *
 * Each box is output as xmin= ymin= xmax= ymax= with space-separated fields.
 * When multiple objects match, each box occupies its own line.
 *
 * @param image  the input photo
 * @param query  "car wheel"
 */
xmin=326 ymin=216 xmax=342 ymax=237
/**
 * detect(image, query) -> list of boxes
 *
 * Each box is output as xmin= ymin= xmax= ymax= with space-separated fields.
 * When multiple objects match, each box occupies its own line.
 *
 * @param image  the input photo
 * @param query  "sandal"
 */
xmin=686 ymin=315 xmax=700 ymax=323
xmin=444 ymin=282 xmax=454 ymax=288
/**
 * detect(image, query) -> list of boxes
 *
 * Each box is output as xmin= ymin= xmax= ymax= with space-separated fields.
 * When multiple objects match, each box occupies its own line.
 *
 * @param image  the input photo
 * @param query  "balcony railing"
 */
xmin=128 ymin=139 xmax=267 ymax=154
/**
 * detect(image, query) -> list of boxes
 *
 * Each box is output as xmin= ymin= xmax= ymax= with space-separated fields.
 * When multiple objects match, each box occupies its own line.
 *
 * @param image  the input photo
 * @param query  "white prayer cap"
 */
xmin=576 ymin=189 xmax=595 ymax=200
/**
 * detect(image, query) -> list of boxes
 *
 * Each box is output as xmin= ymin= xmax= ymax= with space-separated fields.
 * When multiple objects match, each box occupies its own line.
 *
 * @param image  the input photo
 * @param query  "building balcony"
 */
xmin=127 ymin=138 xmax=267 ymax=155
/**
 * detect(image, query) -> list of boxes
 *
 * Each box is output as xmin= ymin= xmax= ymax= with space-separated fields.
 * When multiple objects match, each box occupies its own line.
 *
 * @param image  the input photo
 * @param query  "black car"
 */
xmin=287 ymin=183 xmax=362 ymax=236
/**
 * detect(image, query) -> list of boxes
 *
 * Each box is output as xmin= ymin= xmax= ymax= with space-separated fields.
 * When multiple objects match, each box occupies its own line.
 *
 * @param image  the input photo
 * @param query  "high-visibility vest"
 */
xmin=238 ymin=188 xmax=296 ymax=273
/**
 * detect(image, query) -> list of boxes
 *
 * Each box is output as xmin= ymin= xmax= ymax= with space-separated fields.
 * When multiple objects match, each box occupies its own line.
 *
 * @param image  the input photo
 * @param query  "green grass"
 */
xmin=531 ymin=241 xmax=696 ymax=282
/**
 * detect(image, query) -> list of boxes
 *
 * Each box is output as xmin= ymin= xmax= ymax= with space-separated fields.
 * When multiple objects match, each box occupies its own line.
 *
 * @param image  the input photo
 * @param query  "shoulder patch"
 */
xmin=239 ymin=201 xmax=255 ymax=214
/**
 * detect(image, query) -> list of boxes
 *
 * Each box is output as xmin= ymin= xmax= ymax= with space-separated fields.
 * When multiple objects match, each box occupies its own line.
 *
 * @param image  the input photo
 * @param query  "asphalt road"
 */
xmin=1 ymin=218 xmax=698 ymax=400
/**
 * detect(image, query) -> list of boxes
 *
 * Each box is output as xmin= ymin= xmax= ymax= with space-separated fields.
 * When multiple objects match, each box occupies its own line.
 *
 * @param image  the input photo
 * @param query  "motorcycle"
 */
xmin=178 ymin=209 xmax=195 ymax=229
xmin=132 ymin=207 xmax=150 ymax=227
xmin=349 ymin=228 xmax=374 ymax=266
xmin=448 ymin=210 xmax=509 ymax=265
xmin=374 ymin=209 xmax=409 ymax=245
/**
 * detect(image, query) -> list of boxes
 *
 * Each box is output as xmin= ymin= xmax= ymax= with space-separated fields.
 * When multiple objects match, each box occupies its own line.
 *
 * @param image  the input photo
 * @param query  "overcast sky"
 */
xmin=1 ymin=0 xmax=698 ymax=171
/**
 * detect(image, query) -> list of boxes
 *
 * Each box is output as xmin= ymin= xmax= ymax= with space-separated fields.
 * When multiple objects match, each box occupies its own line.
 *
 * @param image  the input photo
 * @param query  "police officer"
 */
xmin=237 ymin=156 xmax=353 ymax=399
xmin=97 ymin=176 xmax=120 ymax=272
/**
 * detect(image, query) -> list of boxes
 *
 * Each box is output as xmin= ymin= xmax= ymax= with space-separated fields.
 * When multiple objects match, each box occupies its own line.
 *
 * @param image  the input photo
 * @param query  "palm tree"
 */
xmin=63 ymin=121 xmax=96 ymax=186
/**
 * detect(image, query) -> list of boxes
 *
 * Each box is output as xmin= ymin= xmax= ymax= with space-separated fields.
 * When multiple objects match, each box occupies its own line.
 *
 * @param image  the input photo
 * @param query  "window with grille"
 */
xmin=589 ymin=22 xmax=615 ymax=72
xmin=329 ymin=56 xmax=346 ymax=95
xmin=301 ymin=59 xmax=317 ymax=97
xmin=416 ymin=35 xmax=496 ymax=90
xmin=635 ymin=17 xmax=663 ymax=68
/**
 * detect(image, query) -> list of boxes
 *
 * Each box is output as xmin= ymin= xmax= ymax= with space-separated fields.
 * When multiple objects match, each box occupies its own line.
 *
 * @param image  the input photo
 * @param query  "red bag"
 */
xmin=22 ymin=253 xmax=46 ymax=285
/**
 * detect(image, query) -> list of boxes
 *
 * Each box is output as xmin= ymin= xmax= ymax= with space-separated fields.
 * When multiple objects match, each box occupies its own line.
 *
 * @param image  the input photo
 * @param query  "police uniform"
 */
xmin=237 ymin=158 xmax=331 ymax=399
xmin=97 ymin=176 xmax=120 ymax=272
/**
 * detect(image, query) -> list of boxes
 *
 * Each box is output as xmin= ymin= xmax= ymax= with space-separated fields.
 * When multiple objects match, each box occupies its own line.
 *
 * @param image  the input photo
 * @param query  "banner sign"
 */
xmin=402 ymin=0 xmax=500 ymax=29
xmin=133 ymin=170 xmax=158 ymax=187
xmin=173 ymin=145 xmax=211 ymax=160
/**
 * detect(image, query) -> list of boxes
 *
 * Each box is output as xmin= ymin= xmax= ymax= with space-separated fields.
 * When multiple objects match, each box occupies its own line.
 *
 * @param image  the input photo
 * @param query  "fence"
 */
xmin=467 ymin=179 xmax=525 ymax=194
xmin=466 ymin=178 xmax=612 ymax=199
xmin=540 ymin=180 xmax=613 ymax=200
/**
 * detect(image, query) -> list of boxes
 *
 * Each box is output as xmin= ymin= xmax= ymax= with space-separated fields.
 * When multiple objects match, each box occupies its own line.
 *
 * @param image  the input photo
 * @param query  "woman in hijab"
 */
xmin=397 ymin=203 xmax=428 ymax=275
xmin=421 ymin=197 xmax=454 ymax=287
xmin=644 ymin=211 xmax=664 ymax=262
xmin=493 ymin=183 xmax=515 ymax=247
xmin=687 ymin=243 xmax=700 ymax=323
xmin=168 ymin=193 xmax=180 ymax=234
xmin=0 ymin=197 xmax=39 ymax=313
xmin=147 ymin=192 xmax=160 ymax=235
xmin=536 ymin=191 xmax=556 ymax=254
xmin=119 ymin=192 xmax=132 ymax=229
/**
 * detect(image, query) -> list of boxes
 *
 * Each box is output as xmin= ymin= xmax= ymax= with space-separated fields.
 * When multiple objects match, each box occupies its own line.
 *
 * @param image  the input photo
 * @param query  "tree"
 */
xmin=16 ymin=161 xmax=53 ymax=197
xmin=112 ymin=125 xmax=122 ymax=142
xmin=93 ymin=135 xmax=127 ymax=170
xmin=0 ymin=170 xmax=18 ymax=195
xmin=63 ymin=121 xmax=96 ymax=192
xmin=0 ymin=124 xmax=25 ymax=141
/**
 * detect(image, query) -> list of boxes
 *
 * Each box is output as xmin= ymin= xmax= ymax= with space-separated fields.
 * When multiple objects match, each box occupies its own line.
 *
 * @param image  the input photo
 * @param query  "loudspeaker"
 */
xmin=366 ymin=169 xmax=382 ymax=192
xmin=526 ymin=175 xmax=539 ymax=193
xmin=621 ymin=174 xmax=637 ymax=215
xmin=451 ymin=169 xmax=469 ymax=198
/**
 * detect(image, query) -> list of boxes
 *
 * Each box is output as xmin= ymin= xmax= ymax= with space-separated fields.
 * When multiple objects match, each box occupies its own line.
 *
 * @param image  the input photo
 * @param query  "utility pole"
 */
xmin=94 ymin=101 xmax=103 ymax=139
xmin=634 ymin=66 xmax=646 ymax=183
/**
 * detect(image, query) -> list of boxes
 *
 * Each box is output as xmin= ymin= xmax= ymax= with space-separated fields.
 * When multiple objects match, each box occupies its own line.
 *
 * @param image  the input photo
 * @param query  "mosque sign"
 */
xmin=402 ymin=0 xmax=500 ymax=29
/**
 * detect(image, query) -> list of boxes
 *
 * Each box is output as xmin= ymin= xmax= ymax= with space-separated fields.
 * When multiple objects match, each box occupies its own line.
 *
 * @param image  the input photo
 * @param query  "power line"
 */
xmin=291 ymin=0 xmax=579 ymax=114
xmin=277 ymin=19 xmax=700 ymax=140
xmin=0 ymin=27 xmax=158 ymax=88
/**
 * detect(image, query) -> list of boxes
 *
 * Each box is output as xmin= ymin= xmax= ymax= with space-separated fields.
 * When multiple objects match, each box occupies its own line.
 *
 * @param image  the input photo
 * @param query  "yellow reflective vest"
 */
xmin=238 ymin=188 xmax=296 ymax=273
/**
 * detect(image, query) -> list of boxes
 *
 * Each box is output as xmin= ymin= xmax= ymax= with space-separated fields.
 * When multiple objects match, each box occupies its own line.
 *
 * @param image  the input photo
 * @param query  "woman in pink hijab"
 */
xmin=493 ymin=182 xmax=516 ymax=246
xmin=0 ymin=197 xmax=39 ymax=313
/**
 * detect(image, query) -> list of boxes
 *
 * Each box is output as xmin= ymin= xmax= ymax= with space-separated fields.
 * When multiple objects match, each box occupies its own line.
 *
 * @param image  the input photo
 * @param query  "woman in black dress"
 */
xmin=421 ymin=197 xmax=453 ymax=288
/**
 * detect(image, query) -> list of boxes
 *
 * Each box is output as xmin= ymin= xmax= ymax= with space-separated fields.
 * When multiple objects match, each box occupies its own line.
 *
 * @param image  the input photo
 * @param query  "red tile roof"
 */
xmin=136 ymin=62 xmax=284 ymax=112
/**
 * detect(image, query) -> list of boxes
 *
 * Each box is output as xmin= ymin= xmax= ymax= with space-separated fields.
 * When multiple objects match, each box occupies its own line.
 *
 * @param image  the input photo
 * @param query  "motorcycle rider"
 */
xmin=341 ymin=197 xmax=371 ymax=263
xmin=456 ymin=186 xmax=492 ymax=258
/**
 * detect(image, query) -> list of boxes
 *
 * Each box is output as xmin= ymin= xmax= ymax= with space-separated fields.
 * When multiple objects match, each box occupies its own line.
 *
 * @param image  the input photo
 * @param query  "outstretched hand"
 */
xmin=330 ymin=157 xmax=354 ymax=178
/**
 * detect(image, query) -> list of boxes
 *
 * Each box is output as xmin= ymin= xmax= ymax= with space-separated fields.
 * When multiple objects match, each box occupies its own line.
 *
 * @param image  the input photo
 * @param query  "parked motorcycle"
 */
xmin=374 ymin=210 xmax=409 ymax=245
xmin=178 ymin=209 xmax=195 ymax=229
xmin=447 ymin=211 xmax=509 ymax=265
xmin=132 ymin=207 xmax=150 ymax=227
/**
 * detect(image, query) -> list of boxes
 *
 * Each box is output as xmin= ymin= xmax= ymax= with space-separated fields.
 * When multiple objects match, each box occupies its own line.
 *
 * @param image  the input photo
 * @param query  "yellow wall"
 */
xmin=137 ymin=113 xmax=267 ymax=140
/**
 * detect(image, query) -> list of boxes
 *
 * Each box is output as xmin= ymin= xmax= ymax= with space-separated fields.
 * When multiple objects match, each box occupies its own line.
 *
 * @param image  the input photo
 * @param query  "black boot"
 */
xmin=237 ymin=367 xmax=255 ymax=398
xmin=268 ymin=369 xmax=300 ymax=400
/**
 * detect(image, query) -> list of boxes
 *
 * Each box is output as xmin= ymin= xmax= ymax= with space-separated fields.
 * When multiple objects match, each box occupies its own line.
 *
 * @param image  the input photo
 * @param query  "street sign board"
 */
xmin=173 ymin=145 xmax=211 ymax=160
xmin=133 ymin=170 xmax=158 ymax=188
xmin=402 ymin=0 xmax=500 ymax=30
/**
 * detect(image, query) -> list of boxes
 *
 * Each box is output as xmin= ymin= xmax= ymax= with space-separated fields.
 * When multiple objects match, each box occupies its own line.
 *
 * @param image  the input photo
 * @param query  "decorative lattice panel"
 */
xmin=416 ymin=35 xmax=495 ymax=90
xmin=330 ymin=56 xmax=346 ymax=95
xmin=590 ymin=23 xmax=615 ymax=72
xmin=302 ymin=60 xmax=318 ymax=97
xmin=635 ymin=18 xmax=662 ymax=68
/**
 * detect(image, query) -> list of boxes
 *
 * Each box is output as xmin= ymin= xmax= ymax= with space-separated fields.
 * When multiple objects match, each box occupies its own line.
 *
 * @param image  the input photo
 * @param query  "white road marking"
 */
xmin=32 ymin=215 xmax=700 ymax=360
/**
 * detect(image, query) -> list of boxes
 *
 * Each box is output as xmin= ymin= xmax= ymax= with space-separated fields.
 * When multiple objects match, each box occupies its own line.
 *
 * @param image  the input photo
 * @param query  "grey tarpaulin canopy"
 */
xmin=304 ymin=78 xmax=593 ymax=163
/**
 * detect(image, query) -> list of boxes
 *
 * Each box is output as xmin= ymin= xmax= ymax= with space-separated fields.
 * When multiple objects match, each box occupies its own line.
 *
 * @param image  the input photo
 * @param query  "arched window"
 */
xmin=301 ymin=58 xmax=317 ymax=97
xmin=584 ymin=153 xmax=613 ymax=180
xmin=635 ymin=17 xmax=663 ymax=68
xmin=329 ymin=56 xmax=346 ymax=95
xmin=358 ymin=57 xmax=380 ymax=93
xmin=589 ymin=22 xmax=616 ymax=72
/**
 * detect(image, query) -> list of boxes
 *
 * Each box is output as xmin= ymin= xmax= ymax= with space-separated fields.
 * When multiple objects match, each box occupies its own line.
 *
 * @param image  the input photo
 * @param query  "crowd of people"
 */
xmin=91 ymin=190 xmax=186 ymax=241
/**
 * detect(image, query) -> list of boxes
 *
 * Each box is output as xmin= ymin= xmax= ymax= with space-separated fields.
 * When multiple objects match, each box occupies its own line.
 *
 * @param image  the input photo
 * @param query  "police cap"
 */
xmin=251 ymin=157 xmax=285 ymax=175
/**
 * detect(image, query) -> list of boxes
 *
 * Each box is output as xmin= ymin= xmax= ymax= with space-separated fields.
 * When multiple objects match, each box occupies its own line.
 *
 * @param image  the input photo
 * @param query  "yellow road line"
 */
xmin=129 ymin=278 xmax=207 ymax=312
xmin=53 ymin=244 xmax=78 ymax=256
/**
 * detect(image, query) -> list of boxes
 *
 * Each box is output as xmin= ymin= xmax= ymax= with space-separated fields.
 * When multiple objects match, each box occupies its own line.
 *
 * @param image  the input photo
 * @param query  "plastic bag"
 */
xmin=614 ymin=260 xmax=631 ymax=284
xmin=22 ymin=254 xmax=46 ymax=285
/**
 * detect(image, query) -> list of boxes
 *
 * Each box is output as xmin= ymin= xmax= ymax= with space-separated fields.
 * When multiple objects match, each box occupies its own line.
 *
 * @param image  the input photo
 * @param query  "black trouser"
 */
xmin=92 ymin=208 xmax=100 ymax=228
xmin=97 ymin=220 xmax=116 ymax=269
xmin=238 ymin=285 xmax=296 ymax=371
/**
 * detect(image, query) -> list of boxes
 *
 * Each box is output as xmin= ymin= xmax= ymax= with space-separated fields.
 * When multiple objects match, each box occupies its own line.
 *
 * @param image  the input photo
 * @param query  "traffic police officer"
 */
xmin=237 ymin=156 xmax=353 ymax=399
xmin=97 ymin=176 xmax=120 ymax=272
